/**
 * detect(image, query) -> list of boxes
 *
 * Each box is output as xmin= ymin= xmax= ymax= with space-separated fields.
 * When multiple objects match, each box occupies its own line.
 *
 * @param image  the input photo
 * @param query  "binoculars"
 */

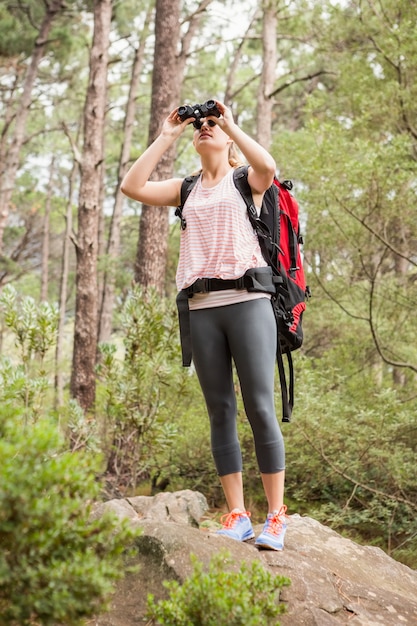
xmin=178 ymin=100 xmax=221 ymax=129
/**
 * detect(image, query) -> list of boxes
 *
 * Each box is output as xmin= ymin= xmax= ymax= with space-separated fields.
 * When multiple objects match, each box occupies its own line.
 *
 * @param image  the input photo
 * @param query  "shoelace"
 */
xmin=265 ymin=505 xmax=288 ymax=536
xmin=219 ymin=510 xmax=250 ymax=529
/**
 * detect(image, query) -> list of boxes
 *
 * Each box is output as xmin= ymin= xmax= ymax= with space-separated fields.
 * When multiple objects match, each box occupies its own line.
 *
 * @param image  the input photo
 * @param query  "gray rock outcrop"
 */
xmin=91 ymin=489 xmax=417 ymax=626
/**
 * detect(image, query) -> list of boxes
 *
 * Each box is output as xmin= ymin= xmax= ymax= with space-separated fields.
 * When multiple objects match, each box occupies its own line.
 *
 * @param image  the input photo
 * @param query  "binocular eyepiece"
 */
xmin=178 ymin=100 xmax=221 ymax=129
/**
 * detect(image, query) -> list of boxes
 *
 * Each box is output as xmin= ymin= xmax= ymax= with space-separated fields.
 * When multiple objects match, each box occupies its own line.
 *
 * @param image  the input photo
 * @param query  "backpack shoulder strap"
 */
xmin=232 ymin=165 xmax=259 ymax=224
xmin=175 ymin=174 xmax=201 ymax=228
xmin=233 ymin=166 xmax=281 ymax=266
xmin=180 ymin=174 xmax=200 ymax=209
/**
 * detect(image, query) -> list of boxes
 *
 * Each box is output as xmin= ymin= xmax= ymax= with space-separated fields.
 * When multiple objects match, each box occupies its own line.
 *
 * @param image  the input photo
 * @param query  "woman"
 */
xmin=121 ymin=100 xmax=287 ymax=550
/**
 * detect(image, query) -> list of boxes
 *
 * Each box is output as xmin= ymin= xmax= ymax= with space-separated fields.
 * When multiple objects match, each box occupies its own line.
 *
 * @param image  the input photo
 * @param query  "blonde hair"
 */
xmin=228 ymin=141 xmax=245 ymax=168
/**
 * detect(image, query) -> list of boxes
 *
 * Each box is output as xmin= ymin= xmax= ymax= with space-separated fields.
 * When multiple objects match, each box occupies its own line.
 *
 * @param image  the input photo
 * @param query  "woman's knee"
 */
xmin=208 ymin=396 xmax=237 ymax=429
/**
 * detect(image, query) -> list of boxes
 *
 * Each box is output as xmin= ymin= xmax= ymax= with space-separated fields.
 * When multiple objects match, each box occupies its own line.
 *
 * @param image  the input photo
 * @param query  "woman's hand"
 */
xmin=209 ymin=100 xmax=235 ymax=134
xmin=162 ymin=108 xmax=194 ymax=140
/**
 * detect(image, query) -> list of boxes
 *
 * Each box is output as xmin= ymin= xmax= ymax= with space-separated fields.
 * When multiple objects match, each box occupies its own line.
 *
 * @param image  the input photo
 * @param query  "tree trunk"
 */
xmin=40 ymin=157 xmax=55 ymax=302
xmin=96 ymin=130 xmax=107 ymax=342
xmin=0 ymin=0 xmax=66 ymax=253
xmin=98 ymin=6 xmax=152 ymax=344
xmin=256 ymin=1 xmax=277 ymax=150
xmin=55 ymin=162 xmax=77 ymax=408
xmin=134 ymin=0 xmax=182 ymax=292
xmin=70 ymin=0 xmax=111 ymax=412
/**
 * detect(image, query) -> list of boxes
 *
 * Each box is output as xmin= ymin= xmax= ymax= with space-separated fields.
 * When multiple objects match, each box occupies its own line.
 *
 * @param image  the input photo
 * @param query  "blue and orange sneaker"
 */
xmin=216 ymin=509 xmax=255 ymax=542
xmin=255 ymin=505 xmax=288 ymax=551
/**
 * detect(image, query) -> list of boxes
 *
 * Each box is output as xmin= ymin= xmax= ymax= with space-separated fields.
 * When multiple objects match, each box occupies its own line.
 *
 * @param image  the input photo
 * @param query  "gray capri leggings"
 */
xmin=190 ymin=297 xmax=285 ymax=476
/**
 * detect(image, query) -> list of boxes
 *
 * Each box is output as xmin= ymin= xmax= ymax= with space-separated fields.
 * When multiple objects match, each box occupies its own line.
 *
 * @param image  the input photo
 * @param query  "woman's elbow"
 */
xmin=258 ymin=156 xmax=276 ymax=185
xmin=266 ymin=156 xmax=277 ymax=179
xmin=260 ymin=159 xmax=277 ymax=188
xmin=120 ymin=180 xmax=129 ymax=196
xmin=120 ymin=178 xmax=137 ymax=200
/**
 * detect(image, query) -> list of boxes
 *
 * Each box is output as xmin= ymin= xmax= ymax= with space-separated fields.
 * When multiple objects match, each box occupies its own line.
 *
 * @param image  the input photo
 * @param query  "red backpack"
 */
xmin=177 ymin=165 xmax=310 ymax=422
xmin=233 ymin=166 xmax=310 ymax=422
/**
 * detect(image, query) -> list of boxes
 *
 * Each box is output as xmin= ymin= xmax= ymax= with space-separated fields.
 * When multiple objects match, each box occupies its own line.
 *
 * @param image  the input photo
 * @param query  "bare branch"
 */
xmin=300 ymin=428 xmax=417 ymax=511
xmin=336 ymin=196 xmax=417 ymax=268
xmin=61 ymin=122 xmax=82 ymax=165
xmin=368 ymin=259 xmax=417 ymax=373
xmin=269 ymin=70 xmax=336 ymax=98
xmin=303 ymin=252 xmax=368 ymax=322
xmin=225 ymin=8 xmax=260 ymax=105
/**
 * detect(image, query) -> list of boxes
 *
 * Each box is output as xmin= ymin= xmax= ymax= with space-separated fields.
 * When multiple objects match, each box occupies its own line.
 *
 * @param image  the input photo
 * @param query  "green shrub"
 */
xmin=0 ymin=285 xmax=58 ymax=421
xmin=96 ymin=286 xmax=192 ymax=493
xmin=0 ymin=408 xmax=140 ymax=625
xmin=284 ymin=358 xmax=417 ymax=567
xmin=147 ymin=551 xmax=290 ymax=626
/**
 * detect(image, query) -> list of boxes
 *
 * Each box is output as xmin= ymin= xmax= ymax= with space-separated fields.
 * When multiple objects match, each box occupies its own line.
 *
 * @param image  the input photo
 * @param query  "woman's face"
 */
xmin=192 ymin=119 xmax=231 ymax=154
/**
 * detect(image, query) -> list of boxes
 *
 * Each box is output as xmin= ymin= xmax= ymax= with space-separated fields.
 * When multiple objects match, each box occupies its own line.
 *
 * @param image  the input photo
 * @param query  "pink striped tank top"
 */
xmin=176 ymin=169 xmax=267 ymax=297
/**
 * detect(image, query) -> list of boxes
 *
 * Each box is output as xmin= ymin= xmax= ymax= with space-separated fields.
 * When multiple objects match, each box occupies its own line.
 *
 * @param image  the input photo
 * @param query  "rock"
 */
xmin=90 ymin=497 xmax=138 ymax=522
xmin=127 ymin=488 xmax=208 ymax=527
xmin=92 ymin=490 xmax=417 ymax=626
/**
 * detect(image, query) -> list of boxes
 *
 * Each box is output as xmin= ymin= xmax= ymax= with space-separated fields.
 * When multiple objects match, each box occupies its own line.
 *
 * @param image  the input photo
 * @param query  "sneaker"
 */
xmin=216 ymin=509 xmax=255 ymax=542
xmin=255 ymin=505 xmax=288 ymax=551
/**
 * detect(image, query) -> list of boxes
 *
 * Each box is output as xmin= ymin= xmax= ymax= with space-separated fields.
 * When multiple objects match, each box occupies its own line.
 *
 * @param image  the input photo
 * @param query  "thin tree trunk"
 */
xmin=256 ymin=1 xmax=277 ymax=150
xmin=0 ymin=0 xmax=66 ymax=253
xmin=55 ymin=162 xmax=77 ymax=409
xmin=98 ymin=6 xmax=152 ymax=344
xmin=96 ymin=131 xmax=106 ymax=340
xmin=134 ymin=0 xmax=182 ymax=292
xmin=41 ymin=157 xmax=55 ymax=302
xmin=70 ymin=0 xmax=111 ymax=412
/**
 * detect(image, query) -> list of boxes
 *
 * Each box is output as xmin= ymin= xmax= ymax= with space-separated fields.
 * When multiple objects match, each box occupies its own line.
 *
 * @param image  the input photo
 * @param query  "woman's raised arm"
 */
xmin=120 ymin=109 xmax=192 ymax=207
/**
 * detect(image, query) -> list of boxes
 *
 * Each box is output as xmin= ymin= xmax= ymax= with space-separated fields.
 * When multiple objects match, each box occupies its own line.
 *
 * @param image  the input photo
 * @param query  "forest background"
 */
xmin=0 ymin=0 xmax=416 ymax=596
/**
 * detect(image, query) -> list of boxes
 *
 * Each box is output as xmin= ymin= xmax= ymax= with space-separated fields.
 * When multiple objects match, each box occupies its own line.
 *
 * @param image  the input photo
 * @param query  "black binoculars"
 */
xmin=178 ymin=100 xmax=221 ymax=129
